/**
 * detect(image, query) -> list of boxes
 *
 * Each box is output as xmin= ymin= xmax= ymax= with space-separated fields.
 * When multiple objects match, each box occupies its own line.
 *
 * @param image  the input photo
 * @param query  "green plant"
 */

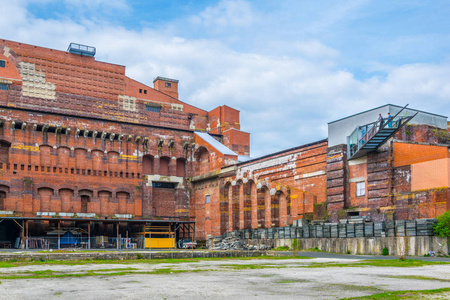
xmin=291 ymin=239 xmax=300 ymax=255
xmin=382 ymin=248 xmax=389 ymax=256
xmin=346 ymin=250 xmax=351 ymax=255
xmin=434 ymin=210 xmax=450 ymax=238
xmin=136 ymin=253 xmax=143 ymax=260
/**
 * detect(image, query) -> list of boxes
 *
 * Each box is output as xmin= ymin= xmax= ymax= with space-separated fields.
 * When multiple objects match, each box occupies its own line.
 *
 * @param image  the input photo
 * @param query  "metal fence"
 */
xmin=24 ymin=236 xmax=146 ymax=250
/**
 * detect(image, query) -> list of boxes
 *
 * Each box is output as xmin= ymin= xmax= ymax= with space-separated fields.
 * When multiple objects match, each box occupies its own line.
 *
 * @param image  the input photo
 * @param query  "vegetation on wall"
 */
xmin=433 ymin=210 xmax=450 ymax=238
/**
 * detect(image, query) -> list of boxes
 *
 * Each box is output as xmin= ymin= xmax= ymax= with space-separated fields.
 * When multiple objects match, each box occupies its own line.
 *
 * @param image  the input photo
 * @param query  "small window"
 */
xmin=165 ymin=82 xmax=171 ymax=88
xmin=356 ymin=182 xmax=365 ymax=197
xmin=144 ymin=90 xmax=147 ymax=94
xmin=0 ymin=60 xmax=5 ymax=68
xmin=0 ymin=84 xmax=9 ymax=91
xmin=146 ymin=105 xmax=161 ymax=113
xmin=206 ymin=195 xmax=211 ymax=204
xmin=152 ymin=182 xmax=175 ymax=189
xmin=139 ymin=89 xmax=142 ymax=93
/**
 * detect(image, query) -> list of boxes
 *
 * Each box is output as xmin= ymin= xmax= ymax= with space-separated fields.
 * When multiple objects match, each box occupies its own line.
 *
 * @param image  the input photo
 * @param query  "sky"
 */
xmin=1 ymin=0 xmax=450 ymax=157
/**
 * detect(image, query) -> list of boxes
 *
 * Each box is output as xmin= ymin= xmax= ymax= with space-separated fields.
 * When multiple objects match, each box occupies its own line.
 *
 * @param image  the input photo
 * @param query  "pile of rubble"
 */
xmin=206 ymin=233 xmax=272 ymax=250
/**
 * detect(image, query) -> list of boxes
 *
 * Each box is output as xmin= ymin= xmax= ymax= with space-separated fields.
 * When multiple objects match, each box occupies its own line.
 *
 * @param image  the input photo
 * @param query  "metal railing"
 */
xmin=347 ymin=115 xmax=412 ymax=158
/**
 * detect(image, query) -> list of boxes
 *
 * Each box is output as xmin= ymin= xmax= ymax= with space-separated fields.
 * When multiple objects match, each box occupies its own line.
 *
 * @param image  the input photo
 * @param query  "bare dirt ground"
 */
xmin=0 ymin=257 xmax=449 ymax=299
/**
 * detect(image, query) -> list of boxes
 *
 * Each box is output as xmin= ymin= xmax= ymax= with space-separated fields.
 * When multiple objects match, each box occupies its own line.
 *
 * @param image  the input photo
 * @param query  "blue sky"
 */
xmin=2 ymin=0 xmax=450 ymax=157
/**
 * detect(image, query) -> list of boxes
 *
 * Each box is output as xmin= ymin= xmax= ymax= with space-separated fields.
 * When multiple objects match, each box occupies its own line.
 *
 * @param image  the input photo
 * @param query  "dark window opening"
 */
xmin=0 ymin=60 xmax=5 ymax=68
xmin=21 ymin=164 xmax=24 ymax=171
xmin=139 ymin=89 xmax=142 ymax=93
xmin=146 ymin=105 xmax=161 ymax=113
xmin=165 ymin=82 xmax=171 ymax=87
xmin=13 ymin=164 xmax=17 ymax=170
xmin=152 ymin=182 xmax=176 ymax=189
xmin=144 ymin=90 xmax=147 ymax=94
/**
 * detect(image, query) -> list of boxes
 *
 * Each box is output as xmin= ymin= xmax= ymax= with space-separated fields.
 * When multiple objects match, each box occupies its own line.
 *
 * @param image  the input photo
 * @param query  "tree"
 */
xmin=433 ymin=210 xmax=450 ymax=238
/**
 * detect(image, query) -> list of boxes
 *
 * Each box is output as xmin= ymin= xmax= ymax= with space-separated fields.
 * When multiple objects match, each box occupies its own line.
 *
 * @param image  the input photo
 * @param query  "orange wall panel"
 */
xmin=393 ymin=142 xmax=448 ymax=167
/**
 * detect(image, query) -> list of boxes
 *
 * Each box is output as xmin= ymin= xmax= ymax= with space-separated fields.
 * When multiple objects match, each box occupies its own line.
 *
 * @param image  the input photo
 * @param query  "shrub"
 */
xmin=382 ymin=248 xmax=389 ymax=256
xmin=434 ymin=210 xmax=450 ymax=238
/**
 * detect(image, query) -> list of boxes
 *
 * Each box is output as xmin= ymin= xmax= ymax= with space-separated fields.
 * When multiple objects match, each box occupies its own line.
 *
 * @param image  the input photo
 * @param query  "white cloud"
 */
xmin=1 ymin=0 xmax=450 ymax=158
xmin=190 ymin=0 xmax=257 ymax=29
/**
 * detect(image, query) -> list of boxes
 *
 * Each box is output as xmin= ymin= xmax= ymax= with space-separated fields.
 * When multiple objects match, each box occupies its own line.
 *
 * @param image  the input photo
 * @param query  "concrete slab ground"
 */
xmin=0 ymin=253 xmax=449 ymax=299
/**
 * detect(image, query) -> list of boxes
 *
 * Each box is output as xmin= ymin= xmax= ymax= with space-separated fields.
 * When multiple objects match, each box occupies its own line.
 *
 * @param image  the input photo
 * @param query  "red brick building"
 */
xmin=0 ymin=39 xmax=449 ymax=246
xmin=0 ymin=39 xmax=250 ymax=247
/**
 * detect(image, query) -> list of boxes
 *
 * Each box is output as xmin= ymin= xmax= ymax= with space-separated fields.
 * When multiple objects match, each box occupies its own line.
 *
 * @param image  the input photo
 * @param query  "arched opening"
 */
xmin=176 ymin=158 xmax=186 ymax=177
xmin=99 ymin=191 xmax=112 ymax=216
xmin=107 ymin=151 xmax=119 ymax=172
xmin=159 ymin=156 xmax=170 ymax=176
xmin=39 ymin=145 xmax=52 ymax=166
xmin=79 ymin=190 xmax=93 ymax=214
xmin=194 ymin=147 xmax=209 ymax=176
xmin=117 ymin=191 xmax=130 ymax=214
xmin=257 ymin=187 xmax=267 ymax=228
xmin=57 ymin=147 xmax=70 ymax=168
xmin=81 ymin=195 xmax=90 ymax=213
xmin=0 ymin=140 xmax=11 ymax=164
xmin=243 ymin=181 xmax=252 ymax=229
xmin=38 ymin=187 xmax=54 ymax=212
xmin=59 ymin=189 xmax=74 ymax=212
xmin=75 ymin=148 xmax=87 ymax=169
xmin=0 ymin=191 xmax=6 ymax=210
xmin=232 ymin=182 xmax=241 ymax=231
xmin=271 ymin=191 xmax=281 ymax=227
xmin=91 ymin=150 xmax=103 ymax=171
xmin=142 ymin=155 xmax=154 ymax=175
xmin=220 ymin=182 xmax=231 ymax=235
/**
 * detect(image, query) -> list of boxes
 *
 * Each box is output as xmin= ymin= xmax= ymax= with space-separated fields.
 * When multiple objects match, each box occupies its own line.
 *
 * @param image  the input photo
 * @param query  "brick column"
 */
xmin=265 ymin=188 xmax=272 ymax=228
xmin=239 ymin=181 xmax=245 ymax=229
xmin=251 ymin=182 xmax=258 ymax=228
xmin=326 ymin=145 xmax=348 ymax=221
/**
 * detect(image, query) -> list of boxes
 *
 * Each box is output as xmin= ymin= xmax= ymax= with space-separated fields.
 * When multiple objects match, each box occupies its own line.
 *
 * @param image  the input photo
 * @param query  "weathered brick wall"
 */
xmin=326 ymin=144 xmax=348 ymax=220
xmin=192 ymin=140 xmax=328 ymax=240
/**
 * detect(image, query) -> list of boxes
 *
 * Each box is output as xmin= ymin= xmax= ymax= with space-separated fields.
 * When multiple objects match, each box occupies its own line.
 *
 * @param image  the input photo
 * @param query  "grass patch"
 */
xmin=356 ymin=259 xmax=450 ymax=268
xmin=0 ymin=255 xmax=312 ymax=268
xmin=221 ymin=263 xmax=284 ymax=270
xmin=275 ymin=279 xmax=310 ymax=284
xmin=298 ymin=259 xmax=450 ymax=269
xmin=342 ymin=287 xmax=450 ymax=299
xmin=386 ymin=275 xmax=450 ymax=282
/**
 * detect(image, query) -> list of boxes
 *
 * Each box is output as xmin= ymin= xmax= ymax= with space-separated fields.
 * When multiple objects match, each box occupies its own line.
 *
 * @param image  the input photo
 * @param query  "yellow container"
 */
xmin=144 ymin=238 xmax=175 ymax=249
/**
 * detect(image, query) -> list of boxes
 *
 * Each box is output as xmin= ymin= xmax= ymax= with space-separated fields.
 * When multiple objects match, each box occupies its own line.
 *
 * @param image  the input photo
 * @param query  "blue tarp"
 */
xmin=60 ymin=231 xmax=79 ymax=245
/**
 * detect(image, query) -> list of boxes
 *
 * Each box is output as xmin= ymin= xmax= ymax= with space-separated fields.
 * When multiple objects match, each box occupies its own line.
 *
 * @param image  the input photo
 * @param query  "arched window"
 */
xmin=0 ymin=141 xmax=11 ymax=164
xmin=176 ymin=158 xmax=186 ymax=177
xmin=142 ymin=155 xmax=154 ymax=174
xmin=159 ymin=156 xmax=170 ymax=176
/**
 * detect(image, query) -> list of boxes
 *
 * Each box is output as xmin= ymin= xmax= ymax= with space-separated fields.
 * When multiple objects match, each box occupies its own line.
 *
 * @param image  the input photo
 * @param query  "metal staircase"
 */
xmin=347 ymin=105 xmax=417 ymax=159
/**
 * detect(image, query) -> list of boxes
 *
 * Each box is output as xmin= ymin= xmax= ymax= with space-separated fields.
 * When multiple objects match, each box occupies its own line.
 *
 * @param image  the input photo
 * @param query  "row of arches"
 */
xmin=142 ymin=155 xmax=186 ymax=177
xmin=219 ymin=180 xmax=291 ymax=235
xmin=36 ymin=187 xmax=134 ymax=215
xmin=0 ymin=140 xmax=189 ymax=178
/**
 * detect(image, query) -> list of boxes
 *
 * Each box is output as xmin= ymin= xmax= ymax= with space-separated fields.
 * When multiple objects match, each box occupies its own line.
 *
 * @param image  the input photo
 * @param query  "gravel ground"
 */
xmin=0 ymin=257 xmax=449 ymax=299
